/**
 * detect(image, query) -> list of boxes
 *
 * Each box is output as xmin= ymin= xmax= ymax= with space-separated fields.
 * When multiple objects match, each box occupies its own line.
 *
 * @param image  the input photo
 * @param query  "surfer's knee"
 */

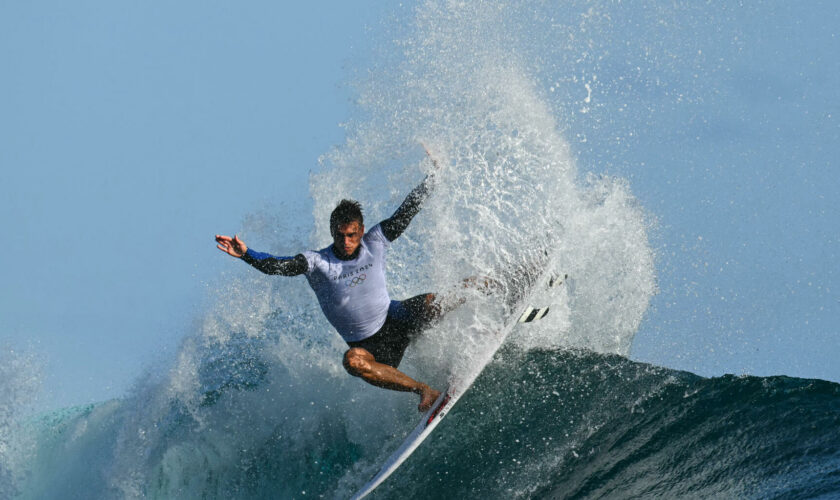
xmin=343 ymin=348 xmax=374 ymax=377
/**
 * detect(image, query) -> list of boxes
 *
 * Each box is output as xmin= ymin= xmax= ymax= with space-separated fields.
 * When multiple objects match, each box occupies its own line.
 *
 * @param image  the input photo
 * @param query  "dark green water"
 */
xmin=15 ymin=346 xmax=840 ymax=499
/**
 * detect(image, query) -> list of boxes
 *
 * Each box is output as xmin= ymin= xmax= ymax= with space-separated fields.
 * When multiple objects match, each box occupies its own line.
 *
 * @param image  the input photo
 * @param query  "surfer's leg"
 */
xmin=413 ymin=276 xmax=501 ymax=322
xmin=397 ymin=293 xmax=446 ymax=327
xmin=343 ymin=348 xmax=440 ymax=412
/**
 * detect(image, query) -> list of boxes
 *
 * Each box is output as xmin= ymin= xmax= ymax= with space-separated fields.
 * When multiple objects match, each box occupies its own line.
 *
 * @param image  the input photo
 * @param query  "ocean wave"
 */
xmin=12 ymin=347 xmax=840 ymax=499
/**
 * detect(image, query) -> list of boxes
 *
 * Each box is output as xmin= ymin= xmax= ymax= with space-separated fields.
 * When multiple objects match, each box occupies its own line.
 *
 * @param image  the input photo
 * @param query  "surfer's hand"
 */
xmin=417 ymin=385 xmax=441 ymax=412
xmin=215 ymin=234 xmax=248 ymax=258
xmin=421 ymin=143 xmax=441 ymax=170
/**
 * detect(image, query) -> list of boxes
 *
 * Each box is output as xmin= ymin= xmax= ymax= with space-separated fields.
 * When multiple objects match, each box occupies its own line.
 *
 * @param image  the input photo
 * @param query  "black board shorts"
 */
xmin=346 ymin=293 xmax=436 ymax=368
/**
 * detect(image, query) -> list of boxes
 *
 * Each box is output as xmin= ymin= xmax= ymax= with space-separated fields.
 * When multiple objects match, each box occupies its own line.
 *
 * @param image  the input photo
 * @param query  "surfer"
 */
xmin=215 ymin=152 xmax=459 ymax=412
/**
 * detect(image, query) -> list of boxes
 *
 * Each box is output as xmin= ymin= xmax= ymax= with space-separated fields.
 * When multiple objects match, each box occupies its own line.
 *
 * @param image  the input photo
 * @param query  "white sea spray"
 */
xmin=0 ymin=347 xmax=42 ymax=498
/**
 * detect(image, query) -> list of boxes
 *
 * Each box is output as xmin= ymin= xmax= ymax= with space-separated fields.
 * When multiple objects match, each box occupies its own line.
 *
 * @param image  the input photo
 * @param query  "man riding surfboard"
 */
xmin=216 ymin=150 xmax=465 ymax=412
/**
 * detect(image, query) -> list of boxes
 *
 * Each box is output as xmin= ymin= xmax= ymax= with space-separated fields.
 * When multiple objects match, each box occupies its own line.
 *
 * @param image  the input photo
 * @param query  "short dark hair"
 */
xmin=330 ymin=199 xmax=364 ymax=234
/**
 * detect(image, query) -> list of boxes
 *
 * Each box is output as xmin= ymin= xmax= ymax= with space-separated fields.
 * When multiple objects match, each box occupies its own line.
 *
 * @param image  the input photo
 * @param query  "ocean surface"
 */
xmin=7 ymin=347 xmax=840 ymax=499
xmin=3 ymin=1 xmax=838 ymax=498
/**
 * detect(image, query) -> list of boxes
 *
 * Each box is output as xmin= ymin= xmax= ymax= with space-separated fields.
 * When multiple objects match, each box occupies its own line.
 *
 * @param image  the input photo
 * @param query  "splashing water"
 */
xmin=313 ymin=0 xmax=655 ymax=361
xmin=0 ymin=347 xmax=42 ymax=499
xmin=9 ymin=2 xmax=659 ymax=498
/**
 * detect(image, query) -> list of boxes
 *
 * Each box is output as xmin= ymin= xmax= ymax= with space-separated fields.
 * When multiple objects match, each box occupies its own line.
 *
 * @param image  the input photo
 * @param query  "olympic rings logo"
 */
xmin=346 ymin=273 xmax=367 ymax=287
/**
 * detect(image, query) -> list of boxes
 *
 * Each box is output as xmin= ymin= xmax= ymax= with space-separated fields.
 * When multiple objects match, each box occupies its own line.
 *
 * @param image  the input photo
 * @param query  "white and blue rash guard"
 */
xmin=240 ymin=175 xmax=434 ymax=343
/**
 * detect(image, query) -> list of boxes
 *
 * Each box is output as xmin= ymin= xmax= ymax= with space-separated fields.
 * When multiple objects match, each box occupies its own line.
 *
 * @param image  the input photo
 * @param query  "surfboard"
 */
xmin=350 ymin=263 xmax=564 ymax=499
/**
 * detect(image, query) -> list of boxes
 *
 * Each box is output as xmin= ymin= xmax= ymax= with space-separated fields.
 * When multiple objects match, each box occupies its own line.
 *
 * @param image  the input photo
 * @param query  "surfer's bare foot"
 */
xmin=417 ymin=385 xmax=441 ymax=412
xmin=461 ymin=275 xmax=502 ymax=295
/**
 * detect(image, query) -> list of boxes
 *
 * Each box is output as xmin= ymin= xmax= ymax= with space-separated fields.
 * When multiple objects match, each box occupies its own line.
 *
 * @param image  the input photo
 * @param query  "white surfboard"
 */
xmin=350 ymin=264 xmax=563 ymax=499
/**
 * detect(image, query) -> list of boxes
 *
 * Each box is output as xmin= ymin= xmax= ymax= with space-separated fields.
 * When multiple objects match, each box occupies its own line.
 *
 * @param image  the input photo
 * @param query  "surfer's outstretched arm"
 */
xmin=380 ymin=147 xmax=441 ymax=242
xmin=379 ymin=174 xmax=436 ymax=242
xmin=241 ymin=250 xmax=308 ymax=276
xmin=215 ymin=234 xmax=307 ymax=276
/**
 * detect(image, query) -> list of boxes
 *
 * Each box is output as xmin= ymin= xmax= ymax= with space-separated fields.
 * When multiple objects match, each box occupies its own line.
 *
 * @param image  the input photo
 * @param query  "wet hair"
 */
xmin=330 ymin=199 xmax=364 ymax=235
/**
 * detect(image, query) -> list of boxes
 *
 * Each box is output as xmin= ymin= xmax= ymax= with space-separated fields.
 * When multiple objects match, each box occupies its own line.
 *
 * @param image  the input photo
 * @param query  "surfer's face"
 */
xmin=333 ymin=220 xmax=364 ymax=258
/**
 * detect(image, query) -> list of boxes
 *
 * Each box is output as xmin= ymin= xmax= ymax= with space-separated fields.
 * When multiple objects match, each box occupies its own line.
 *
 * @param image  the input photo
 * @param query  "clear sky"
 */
xmin=2 ymin=1 xmax=838 ymax=413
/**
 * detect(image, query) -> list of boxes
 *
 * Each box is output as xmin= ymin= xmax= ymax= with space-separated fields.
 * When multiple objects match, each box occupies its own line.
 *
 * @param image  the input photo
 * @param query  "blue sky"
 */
xmin=2 ymin=1 xmax=838 ymax=413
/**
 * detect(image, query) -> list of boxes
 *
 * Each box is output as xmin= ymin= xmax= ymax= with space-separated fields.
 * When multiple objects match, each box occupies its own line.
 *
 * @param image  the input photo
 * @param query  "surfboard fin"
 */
xmin=517 ymin=273 xmax=568 ymax=323
xmin=518 ymin=305 xmax=550 ymax=323
xmin=548 ymin=273 xmax=568 ymax=289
